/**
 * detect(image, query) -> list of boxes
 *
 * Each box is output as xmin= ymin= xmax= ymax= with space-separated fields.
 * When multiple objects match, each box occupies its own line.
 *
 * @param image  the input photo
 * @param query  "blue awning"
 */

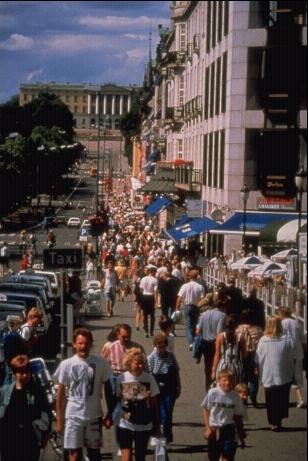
xmin=174 ymin=214 xmax=192 ymax=227
xmin=166 ymin=216 xmax=218 ymax=241
xmin=144 ymin=197 xmax=173 ymax=216
xmin=210 ymin=211 xmax=305 ymax=235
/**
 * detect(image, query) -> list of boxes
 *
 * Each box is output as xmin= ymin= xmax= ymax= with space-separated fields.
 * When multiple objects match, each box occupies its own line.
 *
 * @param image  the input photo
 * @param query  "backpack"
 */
xmin=217 ymin=333 xmax=243 ymax=384
xmin=239 ymin=326 xmax=255 ymax=353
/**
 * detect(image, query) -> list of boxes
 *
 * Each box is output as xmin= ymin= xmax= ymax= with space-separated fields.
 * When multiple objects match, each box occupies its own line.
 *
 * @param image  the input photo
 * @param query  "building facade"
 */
xmin=145 ymin=0 xmax=307 ymax=255
xmin=20 ymin=82 xmax=137 ymax=130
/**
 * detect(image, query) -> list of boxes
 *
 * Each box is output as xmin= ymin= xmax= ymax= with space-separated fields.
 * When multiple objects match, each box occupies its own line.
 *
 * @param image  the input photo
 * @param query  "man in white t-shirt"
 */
xmin=54 ymin=328 xmax=113 ymax=461
xmin=176 ymin=269 xmax=204 ymax=349
xmin=139 ymin=266 xmax=158 ymax=338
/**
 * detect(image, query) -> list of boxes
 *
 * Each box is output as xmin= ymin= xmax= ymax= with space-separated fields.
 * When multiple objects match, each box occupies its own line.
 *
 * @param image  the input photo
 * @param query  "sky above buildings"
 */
xmin=0 ymin=1 xmax=171 ymax=103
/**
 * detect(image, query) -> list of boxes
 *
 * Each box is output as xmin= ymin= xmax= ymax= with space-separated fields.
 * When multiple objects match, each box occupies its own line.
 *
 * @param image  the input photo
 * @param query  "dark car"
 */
xmin=56 ymin=215 xmax=67 ymax=226
xmin=8 ymin=274 xmax=54 ymax=304
xmin=0 ymin=282 xmax=52 ymax=313
xmin=42 ymin=216 xmax=58 ymax=229
xmin=0 ymin=291 xmax=50 ymax=333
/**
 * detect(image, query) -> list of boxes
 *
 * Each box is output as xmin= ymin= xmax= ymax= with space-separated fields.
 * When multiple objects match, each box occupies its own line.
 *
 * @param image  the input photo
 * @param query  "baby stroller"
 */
xmin=83 ymin=280 xmax=102 ymax=316
xmin=29 ymin=357 xmax=64 ymax=460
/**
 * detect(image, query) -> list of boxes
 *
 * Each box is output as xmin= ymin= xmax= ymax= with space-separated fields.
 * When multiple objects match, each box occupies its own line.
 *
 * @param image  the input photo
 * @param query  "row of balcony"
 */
xmin=156 ymin=162 xmax=203 ymax=192
xmin=183 ymin=95 xmax=202 ymax=119
xmin=175 ymin=165 xmax=203 ymax=192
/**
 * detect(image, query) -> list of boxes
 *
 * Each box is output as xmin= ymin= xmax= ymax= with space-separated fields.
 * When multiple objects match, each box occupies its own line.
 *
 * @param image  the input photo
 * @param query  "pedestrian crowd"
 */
xmin=0 ymin=190 xmax=306 ymax=461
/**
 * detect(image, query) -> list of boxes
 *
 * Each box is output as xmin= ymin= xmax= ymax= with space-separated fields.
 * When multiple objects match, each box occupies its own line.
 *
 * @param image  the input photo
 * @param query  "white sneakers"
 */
xmin=297 ymin=400 xmax=304 ymax=408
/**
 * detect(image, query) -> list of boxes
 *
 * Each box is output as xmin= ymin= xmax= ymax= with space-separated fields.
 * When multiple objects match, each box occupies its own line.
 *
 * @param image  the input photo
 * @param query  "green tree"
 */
xmin=23 ymin=92 xmax=75 ymax=140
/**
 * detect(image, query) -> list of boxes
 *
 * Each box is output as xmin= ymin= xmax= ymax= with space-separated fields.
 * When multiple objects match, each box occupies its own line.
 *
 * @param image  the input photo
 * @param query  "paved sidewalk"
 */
xmin=84 ymin=295 xmax=307 ymax=461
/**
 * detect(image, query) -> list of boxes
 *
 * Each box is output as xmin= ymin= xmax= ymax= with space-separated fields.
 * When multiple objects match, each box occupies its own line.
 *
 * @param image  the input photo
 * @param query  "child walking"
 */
xmin=202 ymin=369 xmax=246 ymax=461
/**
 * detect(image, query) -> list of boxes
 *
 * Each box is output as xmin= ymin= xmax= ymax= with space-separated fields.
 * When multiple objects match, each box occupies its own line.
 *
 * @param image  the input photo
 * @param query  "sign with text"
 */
xmin=43 ymin=248 xmax=82 ymax=270
xmin=257 ymin=196 xmax=297 ymax=211
xmin=187 ymin=199 xmax=203 ymax=218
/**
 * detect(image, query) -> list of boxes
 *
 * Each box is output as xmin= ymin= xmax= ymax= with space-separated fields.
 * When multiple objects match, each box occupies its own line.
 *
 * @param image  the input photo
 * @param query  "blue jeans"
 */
xmin=184 ymin=304 xmax=199 ymax=346
xmin=160 ymin=393 xmax=176 ymax=443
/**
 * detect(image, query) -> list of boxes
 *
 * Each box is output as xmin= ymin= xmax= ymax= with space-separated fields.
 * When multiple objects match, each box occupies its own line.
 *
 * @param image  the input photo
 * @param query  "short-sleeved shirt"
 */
xmin=201 ymin=386 xmax=243 ymax=427
xmin=116 ymin=371 xmax=159 ymax=432
xmin=53 ymin=354 xmax=112 ymax=420
xmin=178 ymin=280 xmax=204 ymax=306
xmin=139 ymin=275 xmax=158 ymax=295
xmin=197 ymin=309 xmax=226 ymax=341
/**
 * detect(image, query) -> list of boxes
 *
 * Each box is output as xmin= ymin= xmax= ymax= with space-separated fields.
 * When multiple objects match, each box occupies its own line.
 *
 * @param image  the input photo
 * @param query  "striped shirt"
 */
xmin=104 ymin=340 xmax=144 ymax=373
xmin=147 ymin=350 xmax=180 ymax=376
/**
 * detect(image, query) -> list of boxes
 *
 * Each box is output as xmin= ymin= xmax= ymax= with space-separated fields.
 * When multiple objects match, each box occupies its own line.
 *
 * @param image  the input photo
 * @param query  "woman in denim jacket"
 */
xmin=0 ymin=354 xmax=51 ymax=461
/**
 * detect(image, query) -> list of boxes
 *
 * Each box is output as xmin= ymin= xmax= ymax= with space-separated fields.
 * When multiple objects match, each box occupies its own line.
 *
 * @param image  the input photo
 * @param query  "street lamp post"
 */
xmin=240 ymin=183 xmax=250 ymax=256
xmin=295 ymin=165 xmax=307 ymax=287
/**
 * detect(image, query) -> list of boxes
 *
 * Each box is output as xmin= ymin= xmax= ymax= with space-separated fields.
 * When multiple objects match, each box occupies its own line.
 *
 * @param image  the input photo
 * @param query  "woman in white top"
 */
xmin=256 ymin=316 xmax=295 ymax=431
xmin=278 ymin=306 xmax=305 ymax=408
xmin=115 ymin=348 xmax=161 ymax=461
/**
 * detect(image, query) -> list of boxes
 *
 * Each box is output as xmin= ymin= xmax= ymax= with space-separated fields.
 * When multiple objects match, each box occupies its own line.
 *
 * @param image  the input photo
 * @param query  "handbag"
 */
xmin=154 ymin=438 xmax=167 ymax=461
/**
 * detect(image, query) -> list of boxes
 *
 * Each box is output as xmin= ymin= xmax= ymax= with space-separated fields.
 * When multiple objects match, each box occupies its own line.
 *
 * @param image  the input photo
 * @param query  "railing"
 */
xmin=174 ymin=167 xmax=202 ymax=191
xmin=202 ymin=265 xmax=307 ymax=332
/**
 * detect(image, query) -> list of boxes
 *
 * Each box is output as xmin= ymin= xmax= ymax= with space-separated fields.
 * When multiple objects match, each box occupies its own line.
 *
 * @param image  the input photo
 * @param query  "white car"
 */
xmin=67 ymin=217 xmax=81 ymax=228
xmin=81 ymin=219 xmax=91 ymax=228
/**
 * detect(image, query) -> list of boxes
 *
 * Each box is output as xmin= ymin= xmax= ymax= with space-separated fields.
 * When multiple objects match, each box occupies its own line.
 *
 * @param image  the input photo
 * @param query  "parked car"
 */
xmin=56 ymin=215 xmax=67 ymax=226
xmin=19 ymin=269 xmax=60 ymax=298
xmin=0 ymin=282 xmax=52 ymax=314
xmin=81 ymin=219 xmax=91 ymax=229
xmin=8 ymin=274 xmax=55 ymax=305
xmin=0 ymin=292 xmax=50 ymax=334
xmin=67 ymin=217 xmax=81 ymax=228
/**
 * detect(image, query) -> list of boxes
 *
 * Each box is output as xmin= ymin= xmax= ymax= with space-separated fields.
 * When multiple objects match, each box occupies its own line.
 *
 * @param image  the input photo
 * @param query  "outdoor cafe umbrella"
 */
xmin=230 ymin=255 xmax=266 ymax=271
xmin=271 ymin=248 xmax=298 ymax=263
xmin=248 ymin=261 xmax=287 ymax=279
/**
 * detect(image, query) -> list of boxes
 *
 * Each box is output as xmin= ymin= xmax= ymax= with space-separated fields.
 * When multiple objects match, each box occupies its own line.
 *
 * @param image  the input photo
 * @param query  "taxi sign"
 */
xmin=43 ymin=248 xmax=82 ymax=269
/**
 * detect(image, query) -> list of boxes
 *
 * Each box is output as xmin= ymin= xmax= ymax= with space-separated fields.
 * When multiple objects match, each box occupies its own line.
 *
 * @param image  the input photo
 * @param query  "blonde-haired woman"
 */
xmin=115 ymin=348 xmax=161 ymax=461
xmin=256 ymin=316 xmax=295 ymax=431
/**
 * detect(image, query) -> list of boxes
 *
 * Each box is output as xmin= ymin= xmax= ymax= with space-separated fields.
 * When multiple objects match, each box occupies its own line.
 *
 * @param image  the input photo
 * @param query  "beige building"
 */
xmin=145 ymin=1 xmax=307 ymax=255
xmin=20 ymin=82 xmax=138 ymax=130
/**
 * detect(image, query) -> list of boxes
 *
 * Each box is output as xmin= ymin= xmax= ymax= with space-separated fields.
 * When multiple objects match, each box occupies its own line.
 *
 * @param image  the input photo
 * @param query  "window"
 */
xmin=178 ymin=139 xmax=183 ymax=156
xmin=215 ymin=57 xmax=221 ymax=115
xmin=206 ymin=2 xmax=212 ymax=53
xmin=74 ymin=105 xmax=78 ymax=113
xmin=210 ymin=62 xmax=215 ymax=118
xmin=66 ymin=96 xmax=69 ymax=102
xmin=208 ymin=132 xmax=213 ymax=187
xmin=218 ymin=1 xmax=223 ymax=42
xmin=212 ymin=1 xmax=217 ymax=48
xmin=203 ymin=135 xmax=209 ymax=185
xmin=204 ymin=67 xmax=210 ymax=120
xmin=24 ymin=94 xmax=28 ymax=102
xmin=74 ymin=96 xmax=78 ymax=103
xmin=83 ymin=96 xmax=87 ymax=103
xmin=213 ymin=131 xmax=219 ymax=188
xmin=221 ymin=52 xmax=227 ymax=113
xmin=224 ymin=1 xmax=229 ymax=35
xmin=179 ymin=75 xmax=185 ymax=107
xmin=219 ymin=130 xmax=225 ymax=189
xmin=246 ymin=47 xmax=263 ymax=109
xmin=179 ymin=23 xmax=186 ymax=52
